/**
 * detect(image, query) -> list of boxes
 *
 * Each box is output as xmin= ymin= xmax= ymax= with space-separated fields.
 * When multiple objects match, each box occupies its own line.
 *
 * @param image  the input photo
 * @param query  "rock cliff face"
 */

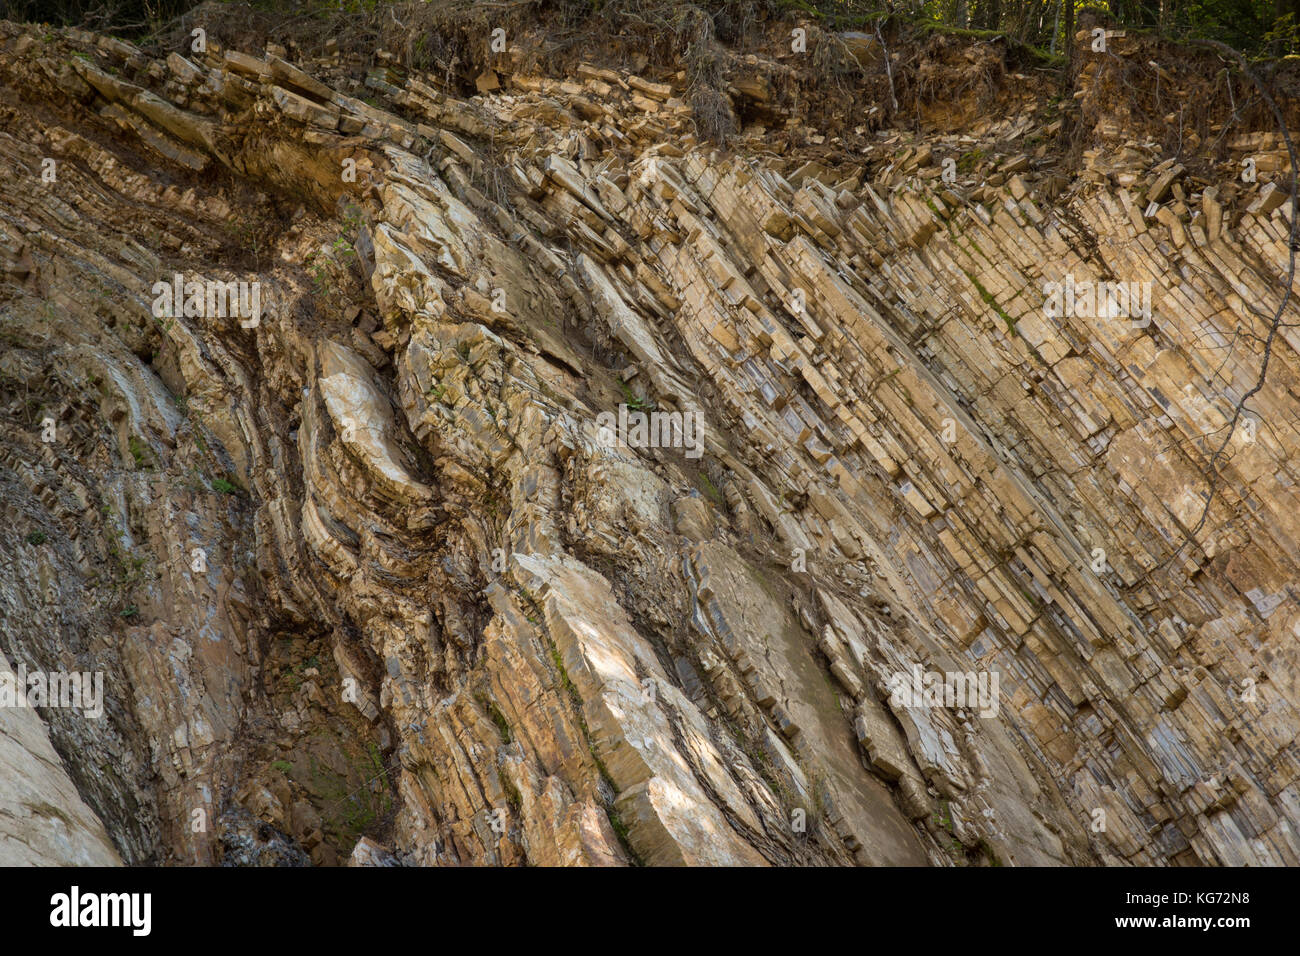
xmin=2 ymin=10 xmax=1300 ymax=867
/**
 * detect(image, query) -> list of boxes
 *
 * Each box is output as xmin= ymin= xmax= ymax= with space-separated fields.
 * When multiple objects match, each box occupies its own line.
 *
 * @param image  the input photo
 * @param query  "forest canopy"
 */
xmin=2 ymin=0 xmax=1299 ymax=60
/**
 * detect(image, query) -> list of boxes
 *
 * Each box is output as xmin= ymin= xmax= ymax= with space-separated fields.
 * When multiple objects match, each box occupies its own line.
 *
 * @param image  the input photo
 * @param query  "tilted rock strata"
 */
xmin=1 ymin=21 xmax=1298 ymax=866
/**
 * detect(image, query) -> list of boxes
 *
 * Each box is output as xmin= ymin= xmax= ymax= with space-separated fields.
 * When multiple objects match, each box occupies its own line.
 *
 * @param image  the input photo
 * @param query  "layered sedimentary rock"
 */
xmin=1 ymin=16 xmax=1299 ymax=867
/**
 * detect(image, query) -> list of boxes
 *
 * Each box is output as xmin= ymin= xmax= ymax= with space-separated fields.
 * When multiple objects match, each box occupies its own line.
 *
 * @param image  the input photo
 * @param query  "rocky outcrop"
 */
xmin=2 ymin=15 xmax=1299 ymax=866
xmin=0 ymin=648 xmax=121 ymax=865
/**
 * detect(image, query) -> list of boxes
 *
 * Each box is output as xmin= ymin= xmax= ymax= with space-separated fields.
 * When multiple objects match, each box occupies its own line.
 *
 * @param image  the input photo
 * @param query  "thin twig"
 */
xmin=875 ymin=19 xmax=899 ymax=115
xmin=1167 ymin=39 xmax=1299 ymax=561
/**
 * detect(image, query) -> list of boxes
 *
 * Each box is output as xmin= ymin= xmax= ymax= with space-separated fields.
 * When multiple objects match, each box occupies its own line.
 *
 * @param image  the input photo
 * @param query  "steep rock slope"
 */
xmin=2 ymin=15 xmax=1299 ymax=866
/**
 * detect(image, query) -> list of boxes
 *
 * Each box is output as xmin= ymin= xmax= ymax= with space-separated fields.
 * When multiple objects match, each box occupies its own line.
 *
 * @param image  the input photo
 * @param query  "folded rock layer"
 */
xmin=1 ymin=17 xmax=1299 ymax=867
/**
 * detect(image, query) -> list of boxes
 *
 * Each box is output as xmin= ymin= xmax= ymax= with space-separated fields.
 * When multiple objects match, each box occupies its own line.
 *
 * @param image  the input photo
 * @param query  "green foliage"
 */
xmin=25 ymin=530 xmax=48 ymax=546
xmin=14 ymin=0 xmax=1296 ymax=76
xmin=697 ymin=469 xmax=724 ymax=505
xmin=3 ymin=0 xmax=191 ymax=35
xmin=476 ymin=692 xmax=514 ymax=744
xmin=1262 ymin=11 xmax=1300 ymax=54
xmin=499 ymin=772 xmax=524 ymax=814
xmin=211 ymin=477 xmax=240 ymax=494
xmin=957 ymin=148 xmax=985 ymax=173
xmin=128 ymin=435 xmax=154 ymax=470
xmin=549 ymin=646 xmax=582 ymax=710
xmin=309 ymin=746 xmax=393 ymax=847
xmin=966 ymin=272 xmax=1017 ymax=333
xmin=617 ymin=377 xmax=655 ymax=412
xmin=977 ymin=837 xmax=1003 ymax=866
xmin=1169 ymin=0 xmax=1297 ymax=55
xmin=305 ymin=250 xmax=332 ymax=297
xmin=106 ymin=543 xmax=150 ymax=604
xmin=604 ymin=801 xmax=636 ymax=854
xmin=226 ymin=218 xmax=263 ymax=268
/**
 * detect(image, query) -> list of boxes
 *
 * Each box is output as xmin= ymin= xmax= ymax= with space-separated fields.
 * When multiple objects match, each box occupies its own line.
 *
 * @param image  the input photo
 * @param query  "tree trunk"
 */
xmin=1063 ymin=0 xmax=1074 ymax=92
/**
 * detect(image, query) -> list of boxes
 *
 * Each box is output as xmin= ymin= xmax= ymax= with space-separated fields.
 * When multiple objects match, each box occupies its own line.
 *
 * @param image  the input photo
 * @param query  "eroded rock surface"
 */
xmin=2 ymin=15 xmax=1300 ymax=867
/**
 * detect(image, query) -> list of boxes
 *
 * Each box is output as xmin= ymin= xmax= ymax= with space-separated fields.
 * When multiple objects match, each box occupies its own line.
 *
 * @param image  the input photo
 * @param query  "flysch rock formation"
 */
xmin=1 ymin=14 xmax=1299 ymax=867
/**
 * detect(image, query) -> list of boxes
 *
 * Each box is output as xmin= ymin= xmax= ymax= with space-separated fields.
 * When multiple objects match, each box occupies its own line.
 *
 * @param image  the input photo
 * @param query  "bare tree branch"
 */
xmin=1163 ymin=38 xmax=1299 ymax=566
